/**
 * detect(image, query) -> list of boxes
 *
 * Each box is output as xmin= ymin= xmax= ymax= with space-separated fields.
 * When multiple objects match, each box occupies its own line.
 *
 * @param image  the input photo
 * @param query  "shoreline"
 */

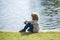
xmin=0 ymin=29 xmax=60 ymax=32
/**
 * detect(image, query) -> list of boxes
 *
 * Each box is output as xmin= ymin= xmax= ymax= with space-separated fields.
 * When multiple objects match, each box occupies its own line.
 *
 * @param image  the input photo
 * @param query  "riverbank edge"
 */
xmin=0 ymin=29 xmax=60 ymax=32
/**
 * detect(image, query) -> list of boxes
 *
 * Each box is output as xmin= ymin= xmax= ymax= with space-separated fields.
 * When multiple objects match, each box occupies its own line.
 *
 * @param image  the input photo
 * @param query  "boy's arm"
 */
xmin=24 ymin=20 xmax=32 ymax=24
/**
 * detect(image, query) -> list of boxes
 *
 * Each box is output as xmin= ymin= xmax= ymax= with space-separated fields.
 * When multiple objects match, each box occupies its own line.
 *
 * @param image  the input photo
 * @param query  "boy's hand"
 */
xmin=24 ymin=20 xmax=28 ymax=24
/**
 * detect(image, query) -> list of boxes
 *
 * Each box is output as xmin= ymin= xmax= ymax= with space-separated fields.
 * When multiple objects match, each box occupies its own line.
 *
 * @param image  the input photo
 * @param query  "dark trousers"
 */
xmin=22 ymin=23 xmax=34 ymax=32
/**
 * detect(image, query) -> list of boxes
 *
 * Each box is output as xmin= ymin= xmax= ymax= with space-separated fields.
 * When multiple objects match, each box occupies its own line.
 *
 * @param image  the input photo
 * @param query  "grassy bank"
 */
xmin=0 ymin=32 xmax=60 ymax=40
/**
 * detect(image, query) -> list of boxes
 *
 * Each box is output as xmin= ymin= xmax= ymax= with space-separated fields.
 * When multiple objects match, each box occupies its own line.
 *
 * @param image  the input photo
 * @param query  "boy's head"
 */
xmin=31 ymin=12 xmax=39 ymax=21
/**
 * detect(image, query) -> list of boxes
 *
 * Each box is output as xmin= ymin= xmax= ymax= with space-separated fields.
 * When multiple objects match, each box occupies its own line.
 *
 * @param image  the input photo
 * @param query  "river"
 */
xmin=0 ymin=0 xmax=60 ymax=31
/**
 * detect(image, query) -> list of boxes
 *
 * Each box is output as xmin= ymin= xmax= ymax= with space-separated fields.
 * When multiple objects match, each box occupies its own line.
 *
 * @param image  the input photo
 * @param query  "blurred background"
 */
xmin=0 ymin=0 xmax=60 ymax=31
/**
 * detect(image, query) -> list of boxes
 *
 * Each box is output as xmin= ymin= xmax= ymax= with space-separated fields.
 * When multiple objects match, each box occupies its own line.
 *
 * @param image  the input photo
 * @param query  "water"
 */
xmin=0 ymin=0 xmax=60 ymax=31
xmin=40 ymin=0 xmax=60 ymax=30
xmin=0 ymin=0 xmax=31 ymax=31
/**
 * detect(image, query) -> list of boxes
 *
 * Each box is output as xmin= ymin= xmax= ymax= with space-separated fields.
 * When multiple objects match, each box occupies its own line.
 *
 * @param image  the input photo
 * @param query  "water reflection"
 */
xmin=41 ymin=0 xmax=60 ymax=30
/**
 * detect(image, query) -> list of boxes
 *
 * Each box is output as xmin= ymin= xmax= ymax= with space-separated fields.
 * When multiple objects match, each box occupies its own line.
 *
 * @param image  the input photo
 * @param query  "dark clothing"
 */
xmin=21 ymin=23 xmax=34 ymax=32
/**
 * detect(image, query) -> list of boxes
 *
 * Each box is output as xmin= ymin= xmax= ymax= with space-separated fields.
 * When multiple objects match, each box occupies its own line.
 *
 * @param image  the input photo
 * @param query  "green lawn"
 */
xmin=0 ymin=32 xmax=60 ymax=40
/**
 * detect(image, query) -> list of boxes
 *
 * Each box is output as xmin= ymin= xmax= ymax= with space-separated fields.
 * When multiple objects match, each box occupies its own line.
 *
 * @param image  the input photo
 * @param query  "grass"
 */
xmin=0 ymin=31 xmax=60 ymax=40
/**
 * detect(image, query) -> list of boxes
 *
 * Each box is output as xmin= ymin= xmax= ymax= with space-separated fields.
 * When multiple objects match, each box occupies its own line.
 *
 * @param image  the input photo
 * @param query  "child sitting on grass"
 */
xmin=19 ymin=12 xmax=40 ymax=33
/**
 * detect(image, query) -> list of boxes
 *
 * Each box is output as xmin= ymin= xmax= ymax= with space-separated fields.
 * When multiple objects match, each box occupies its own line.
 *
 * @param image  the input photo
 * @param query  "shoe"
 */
xmin=28 ymin=29 xmax=30 ymax=31
xmin=19 ymin=29 xmax=25 ymax=32
xmin=28 ymin=29 xmax=33 ymax=33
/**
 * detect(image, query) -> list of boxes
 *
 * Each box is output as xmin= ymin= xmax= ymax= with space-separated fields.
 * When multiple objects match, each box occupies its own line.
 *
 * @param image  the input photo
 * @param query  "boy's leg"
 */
xmin=20 ymin=23 xmax=33 ymax=32
xmin=28 ymin=23 xmax=34 ymax=32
